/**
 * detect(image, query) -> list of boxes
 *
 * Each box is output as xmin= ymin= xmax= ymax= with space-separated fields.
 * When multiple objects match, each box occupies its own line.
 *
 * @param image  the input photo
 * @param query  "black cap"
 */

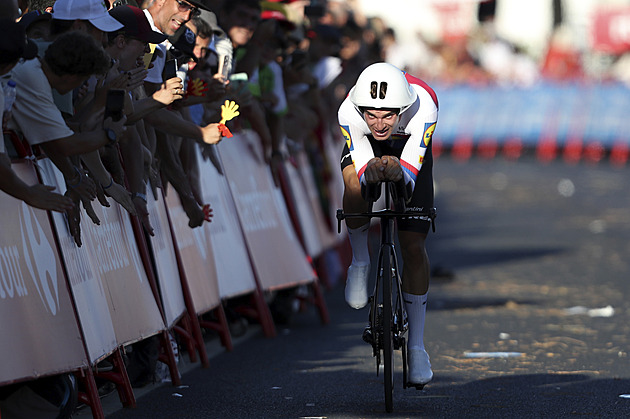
xmin=109 ymin=5 xmax=168 ymax=45
xmin=0 ymin=19 xmax=38 ymax=64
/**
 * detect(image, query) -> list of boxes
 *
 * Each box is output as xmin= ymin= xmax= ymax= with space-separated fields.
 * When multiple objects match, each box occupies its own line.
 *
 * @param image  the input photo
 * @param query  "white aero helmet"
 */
xmin=349 ymin=62 xmax=417 ymax=114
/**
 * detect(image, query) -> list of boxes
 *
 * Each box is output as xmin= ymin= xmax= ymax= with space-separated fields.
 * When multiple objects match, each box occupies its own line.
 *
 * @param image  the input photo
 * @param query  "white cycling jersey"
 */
xmin=338 ymin=73 xmax=438 ymax=191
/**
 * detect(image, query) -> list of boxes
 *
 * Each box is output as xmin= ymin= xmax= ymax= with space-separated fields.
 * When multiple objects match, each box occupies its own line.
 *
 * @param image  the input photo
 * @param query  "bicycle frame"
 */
xmin=336 ymin=181 xmax=436 ymax=413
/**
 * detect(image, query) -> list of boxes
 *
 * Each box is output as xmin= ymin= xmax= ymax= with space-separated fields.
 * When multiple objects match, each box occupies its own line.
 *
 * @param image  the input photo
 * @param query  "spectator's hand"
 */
xmin=104 ymin=181 xmax=136 ymax=216
xmin=200 ymin=123 xmax=222 ymax=145
xmin=66 ymin=168 xmax=97 ymax=201
xmin=24 ymin=184 xmax=74 ymax=213
xmin=152 ymin=77 xmax=184 ymax=106
xmin=103 ymin=115 xmax=127 ymax=141
xmin=132 ymin=194 xmax=154 ymax=236
xmin=65 ymin=191 xmax=83 ymax=247
xmin=95 ymin=180 xmax=111 ymax=208
xmin=81 ymin=194 xmax=101 ymax=225
xmin=125 ymin=66 xmax=148 ymax=92
xmin=201 ymin=144 xmax=224 ymax=175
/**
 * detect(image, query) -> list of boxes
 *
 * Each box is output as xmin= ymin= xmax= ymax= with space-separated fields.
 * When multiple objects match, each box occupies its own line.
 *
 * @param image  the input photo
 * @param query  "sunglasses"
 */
xmin=175 ymin=0 xmax=200 ymax=18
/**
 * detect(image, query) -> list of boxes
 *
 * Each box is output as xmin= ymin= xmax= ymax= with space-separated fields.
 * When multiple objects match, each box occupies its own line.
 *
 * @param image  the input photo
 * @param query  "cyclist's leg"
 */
xmin=341 ymin=144 xmax=371 ymax=309
xmin=397 ymin=143 xmax=434 ymax=385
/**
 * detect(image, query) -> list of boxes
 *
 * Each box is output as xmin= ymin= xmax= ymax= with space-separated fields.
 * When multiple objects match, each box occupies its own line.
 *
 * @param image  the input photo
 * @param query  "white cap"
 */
xmin=52 ymin=0 xmax=124 ymax=32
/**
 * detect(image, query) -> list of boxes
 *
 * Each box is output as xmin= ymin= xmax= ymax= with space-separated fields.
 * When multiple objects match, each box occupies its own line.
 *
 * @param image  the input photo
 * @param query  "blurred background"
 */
xmin=323 ymin=0 xmax=630 ymax=161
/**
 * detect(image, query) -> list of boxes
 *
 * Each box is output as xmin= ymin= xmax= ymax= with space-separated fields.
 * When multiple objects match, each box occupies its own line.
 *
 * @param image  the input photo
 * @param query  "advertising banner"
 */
xmin=146 ymin=187 xmax=186 ymax=327
xmin=163 ymin=186 xmax=221 ymax=314
xmin=195 ymin=146 xmax=257 ymax=299
xmin=0 ymin=161 xmax=87 ymax=383
xmin=218 ymin=130 xmax=315 ymax=290
xmin=39 ymin=160 xmax=164 ymax=360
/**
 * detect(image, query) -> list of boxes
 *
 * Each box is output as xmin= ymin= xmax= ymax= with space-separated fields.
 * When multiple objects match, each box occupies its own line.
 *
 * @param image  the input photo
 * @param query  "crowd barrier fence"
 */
xmin=0 ymin=128 xmax=341 ymax=418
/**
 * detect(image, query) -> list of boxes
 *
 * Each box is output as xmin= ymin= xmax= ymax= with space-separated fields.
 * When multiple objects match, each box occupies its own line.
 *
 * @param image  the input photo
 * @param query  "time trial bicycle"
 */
xmin=337 ymin=180 xmax=436 ymax=413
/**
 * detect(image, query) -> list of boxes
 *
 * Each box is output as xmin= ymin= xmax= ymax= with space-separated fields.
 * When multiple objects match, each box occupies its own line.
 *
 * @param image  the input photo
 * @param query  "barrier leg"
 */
xmin=158 ymin=330 xmax=182 ymax=387
xmin=76 ymin=367 xmax=105 ymax=419
xmin=198 ymin=304 xmax=233 ymax=351
xmin=173 ymin=316 xmax=199 ymax=363
xmin=234 ymin=289 xmax=277 ymax=338
xmin=94 ymin=347 xmax=136 ymax=408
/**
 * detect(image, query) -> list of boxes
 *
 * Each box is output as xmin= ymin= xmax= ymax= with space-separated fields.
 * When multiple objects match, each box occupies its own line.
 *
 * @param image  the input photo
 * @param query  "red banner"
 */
xmin=592 ymin=6 xmax=630 ymax=54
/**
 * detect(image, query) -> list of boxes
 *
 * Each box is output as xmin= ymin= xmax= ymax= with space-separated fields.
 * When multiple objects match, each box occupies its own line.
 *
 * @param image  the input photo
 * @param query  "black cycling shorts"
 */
xmin=340 ymin=139 xmax=434 ymax=234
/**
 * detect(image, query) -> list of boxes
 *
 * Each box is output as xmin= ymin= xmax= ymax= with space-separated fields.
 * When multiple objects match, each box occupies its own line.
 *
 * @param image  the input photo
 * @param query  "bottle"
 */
xmin=3 ymin=80 xmax=17 ymax=113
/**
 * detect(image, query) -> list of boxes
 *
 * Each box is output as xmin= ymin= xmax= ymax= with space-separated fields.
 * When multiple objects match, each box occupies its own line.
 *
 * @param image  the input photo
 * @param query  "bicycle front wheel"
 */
xmin=382 ymin=249 xmax=394 ymax=413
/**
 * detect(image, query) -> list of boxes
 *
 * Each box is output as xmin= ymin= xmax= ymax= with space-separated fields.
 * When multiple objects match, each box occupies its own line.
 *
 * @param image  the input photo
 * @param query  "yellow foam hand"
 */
xmin=219 ymin=100 xmax=240 ymax=125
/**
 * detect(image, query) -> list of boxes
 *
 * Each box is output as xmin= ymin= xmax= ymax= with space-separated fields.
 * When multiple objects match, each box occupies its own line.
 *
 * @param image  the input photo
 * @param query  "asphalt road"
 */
xmin=103 ymin=157 xmax=630 ymax=418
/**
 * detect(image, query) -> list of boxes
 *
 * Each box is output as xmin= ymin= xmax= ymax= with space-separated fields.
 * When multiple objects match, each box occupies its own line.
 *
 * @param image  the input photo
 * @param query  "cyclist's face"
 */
xmin=364 ymin=109 xmax=399 ymax=140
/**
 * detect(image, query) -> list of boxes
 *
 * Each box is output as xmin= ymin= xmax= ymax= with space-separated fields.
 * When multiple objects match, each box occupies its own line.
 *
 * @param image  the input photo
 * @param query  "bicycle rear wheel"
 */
xmin=382 ymin=249 xmax=394 ymax=413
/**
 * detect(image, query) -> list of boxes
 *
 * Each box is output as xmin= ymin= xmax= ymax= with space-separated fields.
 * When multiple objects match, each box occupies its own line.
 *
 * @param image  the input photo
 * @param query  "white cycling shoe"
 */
xmin=408 ymin=348 xmax=433 ymax=386
xmin=344 ymin=263 xmax=370 ymax=309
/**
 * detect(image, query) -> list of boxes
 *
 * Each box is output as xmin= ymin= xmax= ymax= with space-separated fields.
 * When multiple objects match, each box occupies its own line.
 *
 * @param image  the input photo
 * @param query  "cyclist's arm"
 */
xmin=399 ymin=111 xmax=437 ymax=192
xmin=338 ymin=98 xmax=374 ymax=185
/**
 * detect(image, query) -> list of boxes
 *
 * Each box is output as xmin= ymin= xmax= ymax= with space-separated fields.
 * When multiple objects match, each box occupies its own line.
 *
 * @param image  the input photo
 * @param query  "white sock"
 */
xmin=347 ymin=225 xmax=370 ymax=266
xmin=403 ymin=292 xmax=427 ymax=350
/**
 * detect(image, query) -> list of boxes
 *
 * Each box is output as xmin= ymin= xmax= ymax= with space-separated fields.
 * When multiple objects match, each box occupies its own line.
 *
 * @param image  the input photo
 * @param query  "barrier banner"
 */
xmin=295 ymin=150 xmax=338 ymax=251
xmin=38 ymin=160 xmax=165 ymax=361
xmin=195 ymin=147 xmax=257 ymax=299
xmin=218 ymin=130 xmax=315 ymax=290
xmin=145 ymin=187 xmax=186 ymax=327
xmin=163 ymin=186 xmax=221 ymax=314
xmin=281 ymin=150 xmax=337 ymax=258
xmin=0 ymin=161 xmax=87 ymax=383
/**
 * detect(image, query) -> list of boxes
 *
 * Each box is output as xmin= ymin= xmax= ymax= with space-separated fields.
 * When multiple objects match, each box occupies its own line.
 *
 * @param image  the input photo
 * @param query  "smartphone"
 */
xmin=217 ymin=54 xmax=230 ymax=81
xmin=162 ymin=59 xmax=177 ymax=82
xmin=104 ymin=89 xmax=125 ymax=122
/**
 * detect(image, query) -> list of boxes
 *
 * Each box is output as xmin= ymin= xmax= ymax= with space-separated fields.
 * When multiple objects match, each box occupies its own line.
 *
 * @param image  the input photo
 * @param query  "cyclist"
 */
xmin=338 ymin=62 xmax=438 ymax=387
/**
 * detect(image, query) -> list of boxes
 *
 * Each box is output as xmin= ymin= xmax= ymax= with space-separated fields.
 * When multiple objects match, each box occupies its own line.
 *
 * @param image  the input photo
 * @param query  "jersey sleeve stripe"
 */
xmin=401 ymin=159 xmax=419 ymax=179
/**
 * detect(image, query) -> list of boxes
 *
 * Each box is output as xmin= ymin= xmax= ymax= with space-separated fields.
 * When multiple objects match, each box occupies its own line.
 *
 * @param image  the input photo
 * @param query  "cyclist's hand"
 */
xmin=365 ymin=157 xmax=385 ymax=183
xmin=381 ymin=156 xmax=403 ymax=182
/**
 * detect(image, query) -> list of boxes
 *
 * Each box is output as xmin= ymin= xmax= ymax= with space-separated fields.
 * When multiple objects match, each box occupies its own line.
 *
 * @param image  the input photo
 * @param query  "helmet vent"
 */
xmin=369 ymin=81 xmax=388 ymax=100
xmin=379 ymin=82 xmax=388 ymax=99
xmin=370 ymin=81 xmax=378 ymax=99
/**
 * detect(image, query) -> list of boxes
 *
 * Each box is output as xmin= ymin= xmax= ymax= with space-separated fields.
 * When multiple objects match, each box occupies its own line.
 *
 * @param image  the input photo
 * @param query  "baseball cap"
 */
xmin=52 ymin=0 xmax=124 ymax=32
xmin=109 ymin=5 xmax=168 ymax=44
xmin=199 ymin=9 xmax=224 ymax=38
xmin=169 ymin=27 xmax=198 ymax=62
xmin=0 ymin=19 xmax=38 ymax=64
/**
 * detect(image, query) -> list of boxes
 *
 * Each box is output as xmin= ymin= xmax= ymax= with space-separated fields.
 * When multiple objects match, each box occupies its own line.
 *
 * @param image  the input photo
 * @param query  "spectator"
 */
xmin=7 ymin=30 xmax=126 ymax=245
xmin=141 ymin=0 xmax=225 ymax=228
xmin=217 ymin=0 xmax=278 ymax=165
xmin=0 ymin=17 xmax=73 ymax=212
